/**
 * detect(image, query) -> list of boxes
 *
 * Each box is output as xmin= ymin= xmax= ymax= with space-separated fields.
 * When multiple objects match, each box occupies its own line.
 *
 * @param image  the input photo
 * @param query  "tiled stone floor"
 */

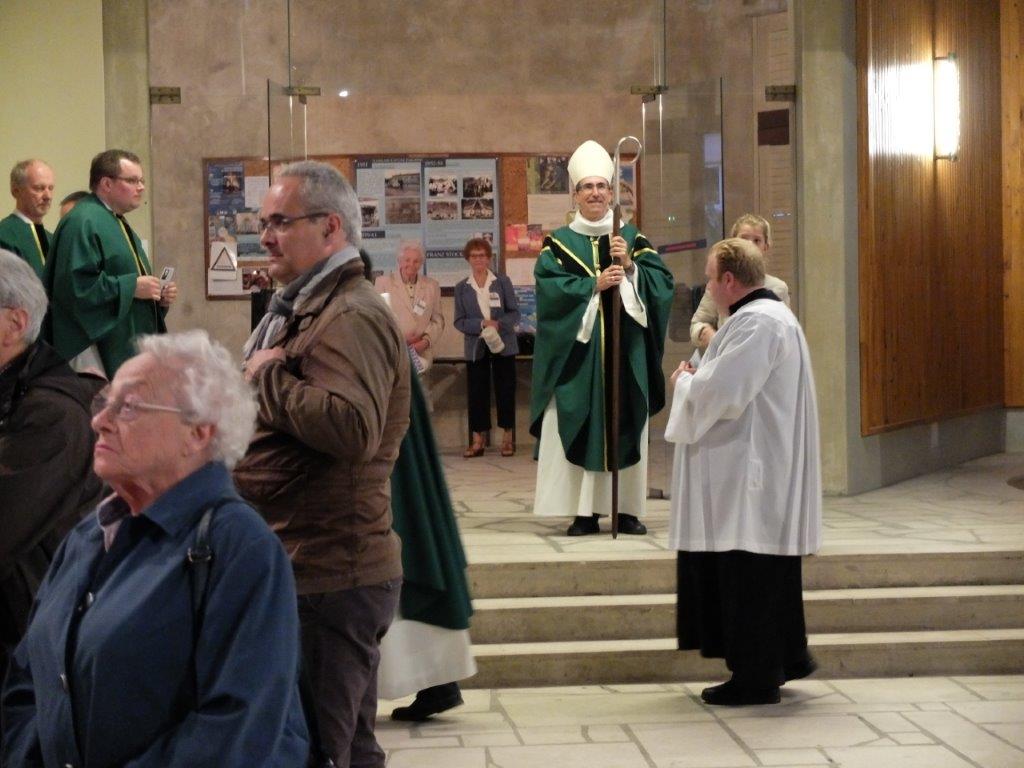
xmin=377 ymin=452 xmax=1024 ymax=766
xmin=379 ymin=677 xmax=1024 ymax=767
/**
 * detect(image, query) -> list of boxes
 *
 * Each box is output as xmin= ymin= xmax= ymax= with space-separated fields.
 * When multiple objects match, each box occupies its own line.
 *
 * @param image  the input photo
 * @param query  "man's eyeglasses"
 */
xmin=576 ymin=182 xmax=610 ymax=193
xmin=258 ymin=212 xmax=329 ymax=234
xmin=114 ymin=176 xmax=146 ymax=187
xmin=91 ymin=389 xmax=188 ymax=422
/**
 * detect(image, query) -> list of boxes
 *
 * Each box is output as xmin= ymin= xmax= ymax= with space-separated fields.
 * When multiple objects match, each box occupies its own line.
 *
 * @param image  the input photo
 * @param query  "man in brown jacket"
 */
xmin=234 ymin=161 xmax=410 ymax=768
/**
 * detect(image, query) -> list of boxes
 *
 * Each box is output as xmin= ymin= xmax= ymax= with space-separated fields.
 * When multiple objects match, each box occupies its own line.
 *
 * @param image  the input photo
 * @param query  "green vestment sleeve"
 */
xmin=529 ymin=225 xmax=674 ymax=472
xmin=0 ymin=214 xmax=49 ymax=279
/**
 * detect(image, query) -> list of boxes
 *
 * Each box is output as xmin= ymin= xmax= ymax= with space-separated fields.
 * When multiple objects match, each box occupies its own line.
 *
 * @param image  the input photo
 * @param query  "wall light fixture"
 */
xmin=934 ymin=54 xmax=960 ymax=160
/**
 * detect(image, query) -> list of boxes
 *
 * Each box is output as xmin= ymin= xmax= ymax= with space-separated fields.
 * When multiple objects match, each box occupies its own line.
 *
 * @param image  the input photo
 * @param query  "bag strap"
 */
xmin=187 ymin=506 xmax=216 ymax=643
xmin=185 ymin=498 xmax=232 ymax=709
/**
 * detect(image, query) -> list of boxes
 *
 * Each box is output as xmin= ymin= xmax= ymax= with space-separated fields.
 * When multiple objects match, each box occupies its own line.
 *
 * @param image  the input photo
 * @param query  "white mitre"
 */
xmin=567 ymin=140 xmax=614 ymax=188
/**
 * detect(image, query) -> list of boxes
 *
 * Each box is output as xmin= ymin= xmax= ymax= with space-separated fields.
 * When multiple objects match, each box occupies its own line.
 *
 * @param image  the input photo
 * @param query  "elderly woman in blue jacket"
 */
xmin=453 ymin=237 xmax=520 ymax=457
xmin=1 ymin=330 xmax=309 ymax=768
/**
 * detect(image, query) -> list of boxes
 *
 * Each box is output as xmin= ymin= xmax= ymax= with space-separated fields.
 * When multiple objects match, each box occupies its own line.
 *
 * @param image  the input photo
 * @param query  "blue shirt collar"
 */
xmin=95 ymin=462 xmax=240 ymax=540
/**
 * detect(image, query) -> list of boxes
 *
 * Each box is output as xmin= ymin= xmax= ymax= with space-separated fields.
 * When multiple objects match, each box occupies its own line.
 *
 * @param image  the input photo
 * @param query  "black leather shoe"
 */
xmin=701 ymin=679 xmax=780 ymax=706
xmin=566 ymin=515 xmax=600 ymax=536
xmin=391 ymin=683 xmax=464 ymax=721
xmin=617 ymin=514 xmax=647 ymax=535
xmin=784 ymin=654 xmax=818 ymax=682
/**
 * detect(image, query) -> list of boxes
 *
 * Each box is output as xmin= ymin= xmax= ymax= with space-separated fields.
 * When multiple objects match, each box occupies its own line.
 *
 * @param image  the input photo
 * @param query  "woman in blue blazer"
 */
xmin=453 ymin=238 xmax=520 ymax=457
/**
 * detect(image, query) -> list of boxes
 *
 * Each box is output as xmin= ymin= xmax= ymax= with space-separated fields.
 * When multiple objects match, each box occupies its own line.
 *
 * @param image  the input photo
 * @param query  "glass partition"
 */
xmin=642 ymin=79 xmax=725 ymax=498
xmin=267 ymin=78 xmax=308 ymax=174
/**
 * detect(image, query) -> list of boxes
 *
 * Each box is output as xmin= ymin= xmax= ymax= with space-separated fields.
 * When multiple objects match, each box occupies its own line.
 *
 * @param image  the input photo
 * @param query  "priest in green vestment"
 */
xmin=531 ymin=140 xmax=674 ymax=536
xmin=0 ymin=159 xmax=55 ymax=279
xmin=44 ymin=150 xmax=177 ymax=376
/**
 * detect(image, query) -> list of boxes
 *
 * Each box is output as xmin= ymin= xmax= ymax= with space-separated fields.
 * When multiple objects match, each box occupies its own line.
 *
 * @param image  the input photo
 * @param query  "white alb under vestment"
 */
xmin=377 ymin=618 xmax=476 ymax=700
xmin=665 ymin=297 xmax=822 ymax=555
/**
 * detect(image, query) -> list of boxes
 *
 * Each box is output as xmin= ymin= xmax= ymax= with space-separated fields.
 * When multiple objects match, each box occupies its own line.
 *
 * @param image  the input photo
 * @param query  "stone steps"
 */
xmin=468 ymin=550 xmax=1024 ymax=598
xmin=470 ymin=585 xmax=1024 ymax=643
xmin=467 ymin=629 xmax=1024 ymax=688
xmin=463 ymin=550 xmax=1024 ymax=688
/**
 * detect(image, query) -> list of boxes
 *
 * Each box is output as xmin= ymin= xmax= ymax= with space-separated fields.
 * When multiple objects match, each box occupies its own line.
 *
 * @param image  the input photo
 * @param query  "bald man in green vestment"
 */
xmin=45 ymin=149 xmax=178 ymax=376
xmin=0 ymin=159 xmax=55 ymax=280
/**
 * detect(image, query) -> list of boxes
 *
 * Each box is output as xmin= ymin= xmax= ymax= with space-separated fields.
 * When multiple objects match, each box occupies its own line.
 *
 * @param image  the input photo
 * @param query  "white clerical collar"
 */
xmin=13 ymin=210 xmax=35 ymax=225
xmin=569 ymin=210 xmax=614 ymax=237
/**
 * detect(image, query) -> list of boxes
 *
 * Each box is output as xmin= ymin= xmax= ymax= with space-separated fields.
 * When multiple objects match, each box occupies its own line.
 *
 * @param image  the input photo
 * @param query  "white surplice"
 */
xmin=665 ymin=297 xmax=822 ymax=555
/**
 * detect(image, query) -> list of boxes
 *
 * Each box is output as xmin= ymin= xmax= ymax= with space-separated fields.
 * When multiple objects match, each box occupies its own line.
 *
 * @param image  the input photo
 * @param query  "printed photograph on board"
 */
xmin=385 ymin=171 xmax=421 ymax=197
xmin=462 ymin=175 xmax=493 ymax=198
xmin=427 ymin=175 xmax=457 ymax=196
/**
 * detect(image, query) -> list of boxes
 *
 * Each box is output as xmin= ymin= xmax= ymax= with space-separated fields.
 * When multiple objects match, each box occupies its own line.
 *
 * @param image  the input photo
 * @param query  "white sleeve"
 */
xmin=664 ymin=315 xmax=780 ymax=445
xmin=576 ymin=292 xmax=601 ymax=342
xmin=618 ymin=270 xmax=648 ymax=328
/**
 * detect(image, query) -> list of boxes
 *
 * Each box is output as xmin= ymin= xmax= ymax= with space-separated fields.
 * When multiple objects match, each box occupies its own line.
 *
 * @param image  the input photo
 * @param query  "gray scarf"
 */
xmin=242 ymin=246 xmax=360 ymax=360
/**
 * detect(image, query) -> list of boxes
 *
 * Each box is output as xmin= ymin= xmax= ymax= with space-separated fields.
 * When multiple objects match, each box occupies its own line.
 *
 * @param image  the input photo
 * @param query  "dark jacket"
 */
xmin=0 ymin=340 xmax=103 ymax=673
xmin=234 ymin=259 xmax=410 ymax=594
xmin=1 ymin=462 xmax=310 ymax=768
xmin=453 ymin=273 xmax=520 ymax=361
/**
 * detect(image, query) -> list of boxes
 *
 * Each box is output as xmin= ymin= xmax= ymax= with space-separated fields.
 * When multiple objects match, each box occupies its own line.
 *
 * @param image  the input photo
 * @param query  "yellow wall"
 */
xmin=0 ymin=0 xmax=106 ymax=233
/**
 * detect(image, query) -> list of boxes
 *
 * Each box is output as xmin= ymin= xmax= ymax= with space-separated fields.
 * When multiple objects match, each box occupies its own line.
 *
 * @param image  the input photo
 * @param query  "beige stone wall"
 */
xmin=0 ymin=0 xmax=106 ymax=233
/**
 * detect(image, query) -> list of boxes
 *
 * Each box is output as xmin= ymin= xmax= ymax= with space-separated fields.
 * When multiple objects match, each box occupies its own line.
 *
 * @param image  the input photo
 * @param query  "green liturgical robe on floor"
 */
xmin=530 ymin=224 xmax=674 ymax=472
xmin=44 ymin=194 xmax=165 ymax=375
xmin=390 ymin=372 xmax=473 ymax=629
xmin=0 ymin=213 xmax=50 ymax=279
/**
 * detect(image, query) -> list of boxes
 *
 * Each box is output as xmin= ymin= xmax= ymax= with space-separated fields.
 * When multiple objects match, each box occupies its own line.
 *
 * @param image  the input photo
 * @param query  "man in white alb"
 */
xmin=665 ymin=236 xmax=821 ymax=706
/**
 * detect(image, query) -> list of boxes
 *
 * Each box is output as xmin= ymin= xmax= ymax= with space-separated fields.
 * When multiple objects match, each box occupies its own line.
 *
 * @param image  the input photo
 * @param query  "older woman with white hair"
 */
xmin=1 ymin=330 xmax=310 ymax=767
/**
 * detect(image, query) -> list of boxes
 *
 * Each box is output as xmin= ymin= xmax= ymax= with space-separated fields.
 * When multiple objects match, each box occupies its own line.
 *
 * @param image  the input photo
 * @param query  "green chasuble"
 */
xmin=389 ymin=372 xmax=473 ymax=630
xmin=44 ymin=194 xmax=165 ymax=375
xmin=0 ymin=213 xmax=50 ymax=279
xmin=529 ymin=224 xmax=674 ymax=472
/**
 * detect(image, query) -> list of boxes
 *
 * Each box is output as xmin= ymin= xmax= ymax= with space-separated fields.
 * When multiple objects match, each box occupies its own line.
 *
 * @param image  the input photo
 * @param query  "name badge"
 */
xmin=489 ymin=291 xmax=501 ymax=309
xmin=413 ymin=299 xmax=427 ymax=316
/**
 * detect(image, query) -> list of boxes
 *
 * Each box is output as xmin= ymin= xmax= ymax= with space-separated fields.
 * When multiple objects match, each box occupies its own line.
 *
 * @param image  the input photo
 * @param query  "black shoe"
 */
xmin=784 ymin=654 xmax=818 ymax=682
xmin=617 ymin=514 xmax=647 ymax=535
xmin=566 ymin=515 xmax=600 ymax=536
xmin=700 ymin=679 xmax=780 ymax=706
xmin=391 ymin=683 xmax=464 ymax=722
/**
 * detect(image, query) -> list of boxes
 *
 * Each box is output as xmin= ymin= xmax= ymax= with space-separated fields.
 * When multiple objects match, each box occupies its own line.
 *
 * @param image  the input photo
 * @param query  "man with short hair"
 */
xmin=0 ymin=160 xmax=55 ymax=279
xmin=0 ymin=249 xmax=103 ymax=681
xmin=530 ymin=139 xmax=674 ymax=536
xmin=45 ymin=149 xmax=177 ymax=376
xmin=666 ymin=236 xmax=822 ymax=706
xmin=234 ymin=160 xmax=410 ymax=768
xmin=374 ymin=239 xmax=444 ymax=372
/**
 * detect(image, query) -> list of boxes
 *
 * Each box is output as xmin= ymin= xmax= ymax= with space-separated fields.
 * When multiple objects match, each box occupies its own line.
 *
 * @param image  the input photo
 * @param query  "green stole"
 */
xmin=529 ymin=224 xmax=674 ymax=472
